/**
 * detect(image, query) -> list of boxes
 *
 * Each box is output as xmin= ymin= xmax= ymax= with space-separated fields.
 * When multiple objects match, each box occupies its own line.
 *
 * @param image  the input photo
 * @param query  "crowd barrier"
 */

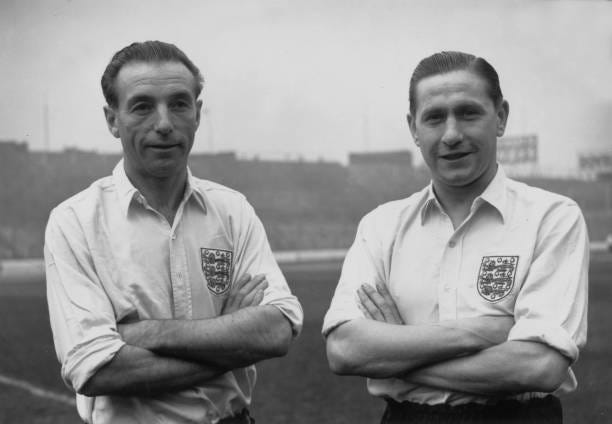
xmin=0 ymin=244 xmax=608 ymax=284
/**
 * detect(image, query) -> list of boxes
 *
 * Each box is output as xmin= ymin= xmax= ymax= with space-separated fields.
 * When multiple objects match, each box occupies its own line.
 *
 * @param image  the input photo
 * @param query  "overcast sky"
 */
xmin=1 ymin=0 xmax=611 ymax=172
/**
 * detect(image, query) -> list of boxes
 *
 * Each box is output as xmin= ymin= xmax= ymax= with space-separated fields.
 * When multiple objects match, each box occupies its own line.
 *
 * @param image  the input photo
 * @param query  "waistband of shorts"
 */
xmin=384 ymin=395 xmax=561 ymax=422
xmin=218 ymin=408 xmax=253 ymax=424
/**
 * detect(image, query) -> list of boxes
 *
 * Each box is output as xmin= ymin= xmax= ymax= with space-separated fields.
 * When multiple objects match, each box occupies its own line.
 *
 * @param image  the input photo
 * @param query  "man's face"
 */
xmin=104 ymin=61 xmax=202 ymax=181
xmin=407 ymin=70 xmax=509 ymax=191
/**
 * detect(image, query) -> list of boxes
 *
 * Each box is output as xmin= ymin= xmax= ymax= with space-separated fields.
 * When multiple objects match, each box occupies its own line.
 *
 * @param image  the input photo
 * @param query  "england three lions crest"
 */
xmin=201 ymin=248 xmax=233 ymax=295
xmin=477 ymin=256 xmax=518 ymax=302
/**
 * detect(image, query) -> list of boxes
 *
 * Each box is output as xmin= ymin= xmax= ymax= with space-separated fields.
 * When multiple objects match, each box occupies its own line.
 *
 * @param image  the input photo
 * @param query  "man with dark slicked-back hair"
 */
xmin=324 ymin=51 xmax=588 ymax=423
xmin=45 ymin=40 xmax=303 ymax=424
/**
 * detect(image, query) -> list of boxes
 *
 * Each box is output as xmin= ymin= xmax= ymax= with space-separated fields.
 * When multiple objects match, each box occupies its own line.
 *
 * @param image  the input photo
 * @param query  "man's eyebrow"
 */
xmin=454 ymin=100 xmax=486 ymax=109
xmin=125 ymin=94 xmax=154 ymax=106
xmin=420 ymin=105 xmax=444 ymax=116
xmin=169 ymin=90 xmax=195 ymax=100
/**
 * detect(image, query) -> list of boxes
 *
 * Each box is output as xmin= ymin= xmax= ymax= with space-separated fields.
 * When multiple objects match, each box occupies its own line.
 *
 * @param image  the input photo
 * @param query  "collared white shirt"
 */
xmin=45 ymin=160 xmax=303 ymax=424
xmin=323 ymin=166 xmax=588 ymax=406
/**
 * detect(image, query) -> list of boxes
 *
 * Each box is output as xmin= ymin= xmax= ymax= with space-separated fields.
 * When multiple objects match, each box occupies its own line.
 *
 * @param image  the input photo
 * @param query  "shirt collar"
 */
xmin=419 ymin=164 xmax=507 ymax=225
xmin=112 ymin=159 xmax=139 ymax=217
xmin=420 ymin=184 xmax=441 ymax=225
xmin=185 ymin=168 xmax=208 ymax=213
xmin=112 ymin=159 xmax=207 ymax=217
xmin=476 ymin=164 xmax=507 ymax=223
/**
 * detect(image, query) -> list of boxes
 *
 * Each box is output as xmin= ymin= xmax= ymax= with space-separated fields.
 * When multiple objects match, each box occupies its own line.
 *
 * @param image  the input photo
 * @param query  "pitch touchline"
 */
xmin=0 ymin=373 xmax=75 ymax=407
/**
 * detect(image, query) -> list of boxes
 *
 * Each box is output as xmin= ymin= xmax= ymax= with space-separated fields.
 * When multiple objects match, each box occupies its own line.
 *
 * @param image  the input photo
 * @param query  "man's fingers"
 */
xmin=357 ymin=301 xmax=375 ymax=320
xmin=222 ymin=274 xmax=269 ymax=315
xmin=237 ymin=275 xmax=267 ymax=304
xmin=222 ymin=273 xmax=254 ymax=314
xmin=241 ymin=280 xmax=268 ymax=307
xmin=225 ymin=274 xmax=265 ymax=308
xmin=237 ymin=274 xmax=266 ymax=297
xmin=357 ymin=286 xmax=385 ymax=321
xmin=232 ymin=273 xmax=252 ymax=293
xmin=375 ymin=284 xmax=404 ymax=324
xmin=252 ymin=288 xmax=265 ymax=306
xmin=361 ymin=284 xmax=397 ymax=323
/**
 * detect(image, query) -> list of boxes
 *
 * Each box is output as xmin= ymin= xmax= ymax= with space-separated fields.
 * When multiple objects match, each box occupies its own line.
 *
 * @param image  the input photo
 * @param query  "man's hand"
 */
xmin=222 ymin=273 xmax=268 ymax=315
xmin=357 ymin=283 xmax=404 ymax=325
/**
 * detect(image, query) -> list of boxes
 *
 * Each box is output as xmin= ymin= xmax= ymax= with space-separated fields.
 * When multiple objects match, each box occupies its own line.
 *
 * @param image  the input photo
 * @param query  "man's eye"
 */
xmin=170 ymin=100 xmax=191 ymax=111
xmin=461 ymin=109 xmax=479 ymax=119
xmin=131 ymin=103 xmax=152 ymax=113
xmin=424 ymin=114 xmax=443 ymax=124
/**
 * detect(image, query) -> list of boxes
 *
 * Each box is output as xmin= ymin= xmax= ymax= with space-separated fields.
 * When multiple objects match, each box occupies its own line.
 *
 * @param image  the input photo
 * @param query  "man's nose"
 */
xmin=154 ymin=106 xmax=174 ymax=136
xmin=441 ymin=118 xmax=463 ymax=147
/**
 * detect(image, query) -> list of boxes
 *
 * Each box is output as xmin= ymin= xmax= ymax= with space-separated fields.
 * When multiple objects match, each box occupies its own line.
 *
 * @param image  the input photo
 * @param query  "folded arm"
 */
xmin=79 ymin=344 xmax=227 ymax=397
xmin=326 ymin=284 xmax=512 ymax=378
xmin=81 ymin=274 xmax=290 ymax=396
xmin=403 ymin=340 xmax=570 ymax=395
xmin=119 ymin=304 xmax=293 ymax=369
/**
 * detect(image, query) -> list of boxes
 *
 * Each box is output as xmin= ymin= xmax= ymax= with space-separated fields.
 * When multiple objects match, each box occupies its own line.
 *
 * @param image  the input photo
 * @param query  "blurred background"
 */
xmin=0 ymin=0 xmax=611 ymax=423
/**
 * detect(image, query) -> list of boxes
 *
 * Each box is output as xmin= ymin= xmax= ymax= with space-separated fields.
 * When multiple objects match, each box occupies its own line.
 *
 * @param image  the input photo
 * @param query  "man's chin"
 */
xmin=144 ymin=160 xmax=187 ymax=179
xmin=438 ymin=170 xmax=476 ymax=187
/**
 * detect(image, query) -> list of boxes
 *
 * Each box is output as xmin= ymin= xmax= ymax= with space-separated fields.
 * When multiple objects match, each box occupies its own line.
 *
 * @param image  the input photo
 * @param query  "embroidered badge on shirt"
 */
xmin=477 ymin=256 xmax=518 ymax=302
xmin=201 ymin=248 xmax=233 ymax=295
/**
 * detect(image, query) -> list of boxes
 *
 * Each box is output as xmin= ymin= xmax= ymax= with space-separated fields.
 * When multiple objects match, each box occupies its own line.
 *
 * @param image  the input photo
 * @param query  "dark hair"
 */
xmin=101 ymin=41 xmax=204 ymax=107
xmin=409 ymin=51 xmax=503 ymax=116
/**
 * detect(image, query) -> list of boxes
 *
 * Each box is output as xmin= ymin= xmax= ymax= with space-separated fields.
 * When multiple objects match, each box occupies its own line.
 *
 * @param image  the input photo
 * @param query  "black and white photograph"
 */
xmin=0 ymin=1 xmax=611 ymax=423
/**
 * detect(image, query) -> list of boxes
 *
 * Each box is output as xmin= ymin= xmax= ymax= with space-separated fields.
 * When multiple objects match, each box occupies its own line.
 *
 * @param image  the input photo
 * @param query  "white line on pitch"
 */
xmin=0 ymin=373 xmax=75 ymax=407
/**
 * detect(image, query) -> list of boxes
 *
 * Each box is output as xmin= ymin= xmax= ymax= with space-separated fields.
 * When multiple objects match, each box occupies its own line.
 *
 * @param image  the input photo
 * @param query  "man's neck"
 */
xmin=432 ymin=170 xmax=496 ymax=230
xmin=126 ymin=167 xmax=188 ymax=226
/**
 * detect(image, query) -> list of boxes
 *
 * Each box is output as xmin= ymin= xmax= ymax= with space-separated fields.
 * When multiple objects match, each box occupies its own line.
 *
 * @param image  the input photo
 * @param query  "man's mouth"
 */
xmin=149 ymin=144 xmax=180 ymax=150
xmin=440 ymin=152 xmax=471 ymax=160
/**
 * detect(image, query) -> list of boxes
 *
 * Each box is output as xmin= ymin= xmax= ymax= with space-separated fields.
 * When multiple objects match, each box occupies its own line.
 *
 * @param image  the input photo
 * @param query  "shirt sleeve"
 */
xmin=322 ymin=212 xmax=386 ymax=337
xmin=45 ymin=208 xmax=125 ymax=393
xmin=231 ymin=198 xmax=303 ymax=337
xmin=507 ymin=202 xmax=589 ymax=363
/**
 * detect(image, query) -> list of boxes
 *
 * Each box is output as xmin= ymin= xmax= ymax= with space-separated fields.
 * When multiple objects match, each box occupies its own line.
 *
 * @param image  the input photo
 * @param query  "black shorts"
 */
xmin=381 ymin=395 xmax=562 ymax=424
xmin=218 ymin=408 xmax=255 ymax=424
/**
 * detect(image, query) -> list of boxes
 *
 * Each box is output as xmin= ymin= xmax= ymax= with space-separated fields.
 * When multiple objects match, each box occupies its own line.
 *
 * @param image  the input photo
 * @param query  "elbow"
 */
xmin=325 ymin=323 xmax=392 ymax=377
xmin=263 ymin=311 xmax=293 ymax=358
xmin=327 ymin=345 xmax=352 ymax=375
xmin=62 ymin=364 xmax=103 ymax=397
xmin=530 ymin=357 xmax=568 ymax=393
xmin=325 ymin=332 xmax=360 ymax=375
xmin=268 ymin=327 xmax=292 ymax=357
xmin=78 ymin=374 xmax=105 ymax=397
xmin=513 ymin=350 xmax=570 ymax=393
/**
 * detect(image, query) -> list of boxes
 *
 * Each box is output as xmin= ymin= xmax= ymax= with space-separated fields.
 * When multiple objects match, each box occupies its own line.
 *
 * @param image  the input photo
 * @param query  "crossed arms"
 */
xmin=326 ymin=284 xmax=570 ymax=396
xmin=81 ymin=274 xmax=293 ymax=397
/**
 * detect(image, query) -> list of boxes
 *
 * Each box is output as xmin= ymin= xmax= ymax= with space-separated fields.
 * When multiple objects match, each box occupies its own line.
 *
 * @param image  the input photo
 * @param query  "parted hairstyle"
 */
xmin=409 ymin=51 xmax=503 ymax=116
xmin=101 ymin=40 xmax=204 ymax=108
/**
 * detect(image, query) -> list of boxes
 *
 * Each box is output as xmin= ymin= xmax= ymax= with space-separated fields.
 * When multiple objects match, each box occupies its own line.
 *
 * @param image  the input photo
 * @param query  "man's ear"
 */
xmin=195 ymin=99 xmax=203 ymax=129
xmin=496 ymin=100 xmax=510 ymax=137
xmin=406 ymin=113 xmax=419 ymax=146
xmin=103 ymin=106 xmax=120 ymax=138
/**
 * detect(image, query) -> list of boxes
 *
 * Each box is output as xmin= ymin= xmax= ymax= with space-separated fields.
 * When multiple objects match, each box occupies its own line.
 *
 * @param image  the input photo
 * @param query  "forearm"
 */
xmin=403 ymin=341 xmax=570 ymax=396
xmin=122 ymin=305 xmax=292 ymax=368
xmin=79 ymin=344 xmax=227 ymax=397
xmin=326 ymin=318 xmax=505 ymax=378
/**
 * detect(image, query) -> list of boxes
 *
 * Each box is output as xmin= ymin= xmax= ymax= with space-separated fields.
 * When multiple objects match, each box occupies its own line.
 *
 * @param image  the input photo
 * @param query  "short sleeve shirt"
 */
xmin=323 ymin=166 xmax=588 ymax=406
xmin=45 ymin=160 xmax=303 ymax=424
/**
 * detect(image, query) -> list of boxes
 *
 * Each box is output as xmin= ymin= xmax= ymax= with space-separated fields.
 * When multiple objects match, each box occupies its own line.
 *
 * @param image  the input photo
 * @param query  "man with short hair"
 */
xmin=45 ymin=40 xmax=303 ymax=424
xmin=324 ymin=51 xmax=588 ymax=423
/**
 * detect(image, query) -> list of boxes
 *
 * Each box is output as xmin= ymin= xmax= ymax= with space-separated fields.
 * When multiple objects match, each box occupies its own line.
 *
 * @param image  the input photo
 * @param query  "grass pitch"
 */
xmin=0 ymin=256 xmax=610 ymax=423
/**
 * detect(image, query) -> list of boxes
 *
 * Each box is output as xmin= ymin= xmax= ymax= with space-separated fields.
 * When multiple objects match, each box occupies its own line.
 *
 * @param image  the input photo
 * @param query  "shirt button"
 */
xmin=448 ymin=240 xmax=456 ymax=248
xmin=177 ymin=272 xmax=182 ymax=279
xmin=171 ymin=234 xmax=176 ymax=240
